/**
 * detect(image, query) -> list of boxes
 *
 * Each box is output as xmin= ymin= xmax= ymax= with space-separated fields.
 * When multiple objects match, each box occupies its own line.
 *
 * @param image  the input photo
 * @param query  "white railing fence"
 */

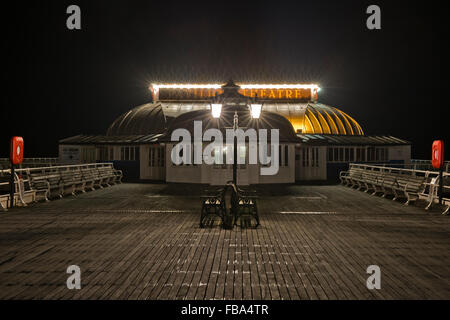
xmin=0 ymin=163 xmax=118 ymax=210
xmin=0 ymin=158 xmax=60 ymax=170
xmin=348 ymin=160 xmax=449 ymax=173
xmin=349 ymin=163 xmax=449 ymax=214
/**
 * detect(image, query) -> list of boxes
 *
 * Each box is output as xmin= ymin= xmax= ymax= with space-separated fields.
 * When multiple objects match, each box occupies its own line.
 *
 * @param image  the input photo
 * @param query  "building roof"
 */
xmin=264 ymin=103 xmax=364 ymax=135
xmin=297 ymin=134 xmax=410 ymax=145
xmin=161 ymin=104 xmax=300 ymax=143
xmin=106 ymin=103 xmax=168 ymax=136
xmin=59 ymin=134 xmax=164 ymax=145
xmin=59 ymin=133 xmax=409 ymax=146
xmin=106 ymin=101 xmax=364 ymax=137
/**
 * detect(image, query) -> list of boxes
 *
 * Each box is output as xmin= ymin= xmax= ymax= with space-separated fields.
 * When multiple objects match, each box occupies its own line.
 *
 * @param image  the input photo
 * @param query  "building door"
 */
xmin=210 ymin=145 xmax=249 ymax=185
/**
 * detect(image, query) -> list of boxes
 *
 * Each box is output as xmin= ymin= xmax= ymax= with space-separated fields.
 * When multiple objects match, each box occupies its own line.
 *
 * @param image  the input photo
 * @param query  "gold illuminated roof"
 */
xmin=107 ymin=101 xmax=363 ymax=136
xmin=262 ymin=103 xmax=364 ymax=135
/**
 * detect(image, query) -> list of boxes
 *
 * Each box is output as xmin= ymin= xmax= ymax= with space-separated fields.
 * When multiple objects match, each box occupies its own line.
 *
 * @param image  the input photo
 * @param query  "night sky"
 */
xmin=1 ymin=0 xmax=446 ymax=159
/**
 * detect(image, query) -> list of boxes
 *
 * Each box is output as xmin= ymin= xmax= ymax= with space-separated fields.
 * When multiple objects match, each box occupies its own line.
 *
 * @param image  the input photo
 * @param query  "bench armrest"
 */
xmin=339 ymin=171 xmax=349 ymax=178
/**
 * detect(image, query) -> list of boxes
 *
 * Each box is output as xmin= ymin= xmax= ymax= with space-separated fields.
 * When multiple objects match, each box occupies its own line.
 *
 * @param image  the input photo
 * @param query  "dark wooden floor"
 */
xmin=0 ymin=183 xmax=449 ymax=300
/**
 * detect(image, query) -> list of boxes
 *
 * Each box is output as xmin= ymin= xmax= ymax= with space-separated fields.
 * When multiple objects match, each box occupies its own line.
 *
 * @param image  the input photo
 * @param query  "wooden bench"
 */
xmin=59 ymin=169 xmax=86 ymax=195
xmin=2 ymin=164 xmax=123 ymax=208
xmin=113 ymin=168 xmax=123 ymax=183
xmin=89 ymin=168 xmax=104 ymax=189
xmin=367 ymin=171 xmax=387 ymax=195
xmin=390 ymin=174 xmax=426 ymax=204
xmin=71 ymin=169 xmax=86 ymax=193
xmin=342 ymin=165 xmax=427 ymax=206
xmin=360 ymin=170 xmax=383 ymax=193
xmin=0 ymin=193 xmax=8 ymax=210
xmin=340 ymin=167 xmax=364 ymax=187
xmin=402 ymin=175 xmax=427 ymax=205
xmin=97 ymin=166 xmax=116 ymax=186
xmin=46 ymin=172 xmax=64 ymax=199
xmin=421 ymin=176 xmax=450 ymax=215
xmin=0 ymin=175 xmax=36 ymax=209
xmin=60 ymin=170 xmax=77 ymax=195
xmin=29 ymin=172 xmax=51 ymax=201
xmin=81 ymin=168 xmax=98 ymax=190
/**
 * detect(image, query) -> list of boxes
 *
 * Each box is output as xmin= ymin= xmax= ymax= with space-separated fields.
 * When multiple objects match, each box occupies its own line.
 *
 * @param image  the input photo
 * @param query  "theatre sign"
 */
xmin=150 ymin=83 xmax=320 ymax=101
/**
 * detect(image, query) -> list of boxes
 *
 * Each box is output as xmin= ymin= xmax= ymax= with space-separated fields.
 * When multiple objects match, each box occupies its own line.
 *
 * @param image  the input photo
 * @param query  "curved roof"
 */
xmin=164 ymin=105 xmax=299 ymax=143
xmin=107 ymin=103 xmax=169 ymax=136
xmin=262 ymin=103 xmax=364 ymax=135
xmin=106 ymin=101 xmax=363 ymax=137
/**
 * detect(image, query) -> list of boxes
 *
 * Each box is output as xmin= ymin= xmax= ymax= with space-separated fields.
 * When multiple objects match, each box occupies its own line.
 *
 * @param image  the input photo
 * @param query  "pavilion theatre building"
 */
xmin=59 ymin=81 xmax=411 ymax=184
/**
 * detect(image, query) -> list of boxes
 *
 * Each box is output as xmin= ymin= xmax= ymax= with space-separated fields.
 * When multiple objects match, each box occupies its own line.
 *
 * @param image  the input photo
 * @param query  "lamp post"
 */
xmin=210 ymin=80 xmax=263 ymax=186
xmin=233 ymin=111 xmax=238 ymax=185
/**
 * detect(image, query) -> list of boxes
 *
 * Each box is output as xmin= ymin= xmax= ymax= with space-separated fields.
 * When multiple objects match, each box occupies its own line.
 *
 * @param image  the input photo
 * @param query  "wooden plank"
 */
xmin=0 ymin=183 xmax=449 ymax=300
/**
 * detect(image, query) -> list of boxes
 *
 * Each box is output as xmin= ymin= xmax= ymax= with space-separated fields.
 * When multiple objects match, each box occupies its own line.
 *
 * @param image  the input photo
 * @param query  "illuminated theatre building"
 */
xmin=59 ymin=81 xmax=411 ymax=184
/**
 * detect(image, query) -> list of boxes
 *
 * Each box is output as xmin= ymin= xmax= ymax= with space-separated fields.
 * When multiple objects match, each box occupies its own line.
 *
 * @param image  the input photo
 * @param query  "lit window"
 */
xmin=239 ymin=146 xmax=246 ymax=164
xmin=250 ymin=104 xmax=262 ymax=119
xmin=211 ymin=104 xmax=222 ymax=118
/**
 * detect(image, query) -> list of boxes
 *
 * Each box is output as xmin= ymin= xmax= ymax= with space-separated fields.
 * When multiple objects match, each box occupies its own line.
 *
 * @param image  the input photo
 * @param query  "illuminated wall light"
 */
xmin=241 ymin=84 xmax=320 ymax=90
xmin=250 ymin=104 xmax=262 ymax=119
xmin=211 ymin=104 xmax=222 ymax=118
xmin=150 ymin=83 xmax=320 ymax=90
xmin=151 ymin=84 xmax=222 ymax=90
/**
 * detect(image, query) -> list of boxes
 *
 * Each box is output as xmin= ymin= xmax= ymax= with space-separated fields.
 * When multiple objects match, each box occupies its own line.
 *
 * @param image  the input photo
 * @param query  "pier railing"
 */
xmin=0 ymin=158 xmax=60 ymax=170
xmin=0 ymin=163 xmax=121 ymax=210
xmin=348 ymin=160 xmax=450 ymax=173
xmin=347 ymin=163 xmax=449 ymax=214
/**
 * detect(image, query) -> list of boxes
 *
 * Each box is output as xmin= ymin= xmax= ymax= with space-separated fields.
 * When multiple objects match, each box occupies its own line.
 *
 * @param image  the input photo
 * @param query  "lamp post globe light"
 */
xmin=209 ymin=80 xmax=263 ymax=186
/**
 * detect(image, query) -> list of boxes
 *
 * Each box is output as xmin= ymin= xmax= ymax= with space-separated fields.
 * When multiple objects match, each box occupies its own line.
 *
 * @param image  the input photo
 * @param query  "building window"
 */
xmin=239 ymin=145 xmax=246 ymax=165
xmin=149 ymin=146 xmax=165 ymax=167
xmin=192 ymin=144 xmax=197 ymax=166
xmin=302 ymin=148 xmax=310 ymax=167
xmin=368 ymin=147 xmax=375 ymax=162
xmin=81 ymin=148 xmax=96 ymax=163
xmin=98 ymin=146 xmax=111 ymax=161
xmin=285 ymin=145 xmax=289 ymax=166
xmin=214 ymin=147 xmax=222 ymax=165
xmin=279 ymin=145 xmax=282 ymax=166
xmin=315 ymin=148 xmax=319 ymax=167
xmin=149 ymin=148 xmax=155 ymax=166
xmin=302 ymin=149 xmax=306 ymax=167
xmin=120 ymin=146 xmax=140 ymax=161
xmin=159 ymin=147 xmax=165 ymax=167
xmin=261 ymin=144 xmax=268 ymax=166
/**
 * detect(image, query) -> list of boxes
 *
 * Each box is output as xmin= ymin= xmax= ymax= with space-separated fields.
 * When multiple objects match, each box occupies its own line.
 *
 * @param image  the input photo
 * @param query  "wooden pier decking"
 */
xmin=0 ymin=183 xmax=449 ymax=300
